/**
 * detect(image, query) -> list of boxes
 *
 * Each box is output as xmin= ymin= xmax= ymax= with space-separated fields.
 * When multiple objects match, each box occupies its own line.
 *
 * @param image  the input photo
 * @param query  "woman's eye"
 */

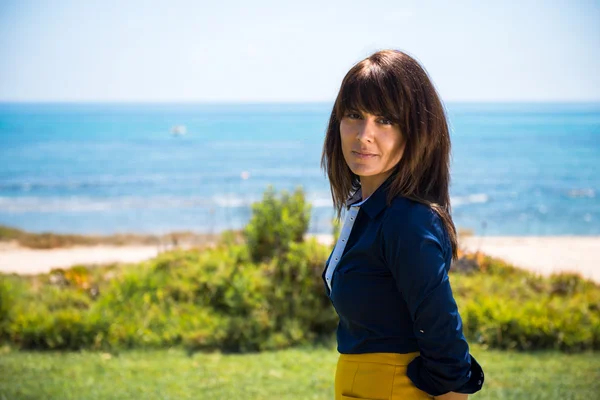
xmin=346 ymin=113 xmax=360 ymax=119
xmin=379 ymin=118 xmax=393 ymax=125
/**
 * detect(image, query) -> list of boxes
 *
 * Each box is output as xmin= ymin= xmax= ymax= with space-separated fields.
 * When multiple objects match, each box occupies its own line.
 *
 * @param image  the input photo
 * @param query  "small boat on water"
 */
xmin=171 ymin=125 xmax=187 ymax=136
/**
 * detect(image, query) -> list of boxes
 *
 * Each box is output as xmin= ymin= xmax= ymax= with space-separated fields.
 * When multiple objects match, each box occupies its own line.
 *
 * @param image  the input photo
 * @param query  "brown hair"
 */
xmin=321 ymin=49 xmax=458 ymax=259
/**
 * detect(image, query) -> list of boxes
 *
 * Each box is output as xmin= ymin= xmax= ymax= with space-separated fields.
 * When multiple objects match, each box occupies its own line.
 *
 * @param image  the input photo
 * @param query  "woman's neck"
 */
xmin=359 ymin=170 xmax=394 ymax=200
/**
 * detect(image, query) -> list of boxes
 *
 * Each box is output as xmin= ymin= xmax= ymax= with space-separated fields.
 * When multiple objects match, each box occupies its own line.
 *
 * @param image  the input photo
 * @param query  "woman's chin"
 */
xmin=349 ymin=164 xmax=379 ymax=177
xmin=352 ymin=168 xmax=377 ymax=177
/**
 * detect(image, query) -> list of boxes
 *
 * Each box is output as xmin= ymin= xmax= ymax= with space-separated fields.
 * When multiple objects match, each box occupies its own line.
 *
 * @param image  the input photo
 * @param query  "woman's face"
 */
xmin=340 ymin=109 xmax=405 ymax=188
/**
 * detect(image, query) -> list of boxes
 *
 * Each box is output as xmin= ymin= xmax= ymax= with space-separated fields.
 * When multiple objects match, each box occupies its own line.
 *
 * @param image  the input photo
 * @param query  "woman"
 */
xmin=321 ymin=49 xmax=484 ymax=400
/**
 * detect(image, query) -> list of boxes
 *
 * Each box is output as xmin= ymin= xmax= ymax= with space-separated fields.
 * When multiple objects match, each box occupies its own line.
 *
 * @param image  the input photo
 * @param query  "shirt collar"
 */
xmin=344 ymin=173 xmax=395 ymax=219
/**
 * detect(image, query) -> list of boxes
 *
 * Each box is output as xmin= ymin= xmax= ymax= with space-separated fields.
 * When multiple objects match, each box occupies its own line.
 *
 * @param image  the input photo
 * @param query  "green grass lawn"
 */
xmin=1 ymin=344 xmax=598 ymax=400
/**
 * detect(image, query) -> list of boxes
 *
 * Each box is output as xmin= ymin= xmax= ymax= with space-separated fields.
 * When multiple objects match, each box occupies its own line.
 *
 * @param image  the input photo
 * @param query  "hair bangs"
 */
xmin=335 ymin=65 xmax=403 ymax=124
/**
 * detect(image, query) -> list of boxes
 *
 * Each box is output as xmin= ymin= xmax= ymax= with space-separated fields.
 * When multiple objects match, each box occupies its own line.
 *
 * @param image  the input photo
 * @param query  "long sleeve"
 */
xmin=381 ymin=206 xmax=484 ymax=396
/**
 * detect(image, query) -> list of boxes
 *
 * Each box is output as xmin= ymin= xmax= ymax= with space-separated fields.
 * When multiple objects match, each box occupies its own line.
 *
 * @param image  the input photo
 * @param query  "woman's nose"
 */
xmin=356 ymin=120 xmax=375 ymax=142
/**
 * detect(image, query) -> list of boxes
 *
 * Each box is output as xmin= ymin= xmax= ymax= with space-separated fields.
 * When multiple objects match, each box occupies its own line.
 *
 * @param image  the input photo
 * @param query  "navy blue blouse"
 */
xmin=322 ymin=176 xmax=484 ymax=396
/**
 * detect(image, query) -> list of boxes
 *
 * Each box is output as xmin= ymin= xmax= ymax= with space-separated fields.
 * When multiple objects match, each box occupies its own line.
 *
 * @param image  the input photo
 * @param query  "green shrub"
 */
xmin=244 ymin=186 xmax=311 ymax=262
xmin=454 ymin=256 xmax=600 ymax=352
xmin=268 ymin=239 xmax=337 ymax=338
xmin=85 ymin=240 xmax=336 ymax=352
xmin=2 ymin=274 xmax=108 ymax=350
xmin=0 ymin=276 xmax=22 ymax=341
xmin=9 ymin=308 xmax=109 ymax=350
xmin=2 ymin=247 xmax=599 ymax=353
xmin=1 ymin=188 xmax=599 ymax=354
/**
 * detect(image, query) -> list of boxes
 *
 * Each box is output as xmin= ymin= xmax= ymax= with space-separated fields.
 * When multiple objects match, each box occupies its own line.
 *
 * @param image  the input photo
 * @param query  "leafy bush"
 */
xmin=3 ymin=276 xmax=108 ymax=350
xmin=244 ymin=186 xmax=311 ymax=263
xmin=453 ymin=254 xmax=600 ymax=352
xmin=89 ymin=239 xmax=335 ymax=352
xmin=268 ymin=239 xmax=337 ymax=337
xmin=1 ymin=187 xmax=599 ymax=353
xmin=9 ymin=308 xmax=109 ymax=350
xmin=2 ymin=246 xmax=599 ymax=353
xmin=0 ymin=276 xmax=21 ymax=341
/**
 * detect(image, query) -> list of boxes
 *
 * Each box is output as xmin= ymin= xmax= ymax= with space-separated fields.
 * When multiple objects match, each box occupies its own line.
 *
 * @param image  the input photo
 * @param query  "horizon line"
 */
xmin=1 ymin=99 xmax=600 ymax=105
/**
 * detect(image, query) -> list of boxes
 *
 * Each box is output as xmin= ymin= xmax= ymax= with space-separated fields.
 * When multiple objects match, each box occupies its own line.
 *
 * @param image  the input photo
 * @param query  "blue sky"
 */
xmin=1 ymin=0 xmax=599 ymax=102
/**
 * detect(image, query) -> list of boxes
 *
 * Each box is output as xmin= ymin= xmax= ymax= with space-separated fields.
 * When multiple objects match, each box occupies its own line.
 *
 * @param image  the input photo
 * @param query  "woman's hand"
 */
xmin=433 ymin=392 xmax=468 ymax=400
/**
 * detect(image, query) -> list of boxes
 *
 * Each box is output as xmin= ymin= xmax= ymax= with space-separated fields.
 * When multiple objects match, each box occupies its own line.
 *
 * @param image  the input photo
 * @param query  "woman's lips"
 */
xmin=352 ymin=151 xmax=378 ymax=159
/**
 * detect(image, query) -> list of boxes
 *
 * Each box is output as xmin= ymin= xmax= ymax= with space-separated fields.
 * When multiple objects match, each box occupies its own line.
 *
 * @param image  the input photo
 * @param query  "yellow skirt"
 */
xmin=335 ymin=352 xmax=434 ymax=400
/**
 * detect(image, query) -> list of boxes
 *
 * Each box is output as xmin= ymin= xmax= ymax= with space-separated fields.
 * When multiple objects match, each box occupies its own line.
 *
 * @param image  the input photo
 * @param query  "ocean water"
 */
xmin=0 ymin=102 xmax=598 ymax=236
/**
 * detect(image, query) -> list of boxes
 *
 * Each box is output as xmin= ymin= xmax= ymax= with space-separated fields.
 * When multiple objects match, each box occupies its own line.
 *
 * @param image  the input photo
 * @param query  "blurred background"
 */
xmin=0 ymin=1 xmax=599 ymax=399
xmin=1 ymin=0 xmax=598 ymax=238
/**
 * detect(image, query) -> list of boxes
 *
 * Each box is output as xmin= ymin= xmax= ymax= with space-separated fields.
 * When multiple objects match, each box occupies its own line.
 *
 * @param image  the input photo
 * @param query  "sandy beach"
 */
xmin=0 ymin=243 xmax=162 ymax=275
xmin=459 ymin=236 xmax=600 ymax=283
xmin=1 ymin=236 xmax=599 ymax=283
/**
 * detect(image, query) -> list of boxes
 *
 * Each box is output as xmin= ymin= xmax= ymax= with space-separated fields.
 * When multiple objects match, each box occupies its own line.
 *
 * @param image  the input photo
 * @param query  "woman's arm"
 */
xmin=381 ymin=205 xmax=484 ymax=397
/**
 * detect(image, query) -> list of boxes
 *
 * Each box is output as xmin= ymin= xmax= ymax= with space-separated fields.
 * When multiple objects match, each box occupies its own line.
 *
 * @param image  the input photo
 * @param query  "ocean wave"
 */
xmin=0 ymin=171 xmax=326 ymax=192
xmin=0 ymin=175 xmax=172 ymax=191
xmin=451 ymin=193 xmax=489 ymax=207
xmin=212 ymin=196 xmax=255 ymax=208
xmin=213 ymin=193 xmax=334 ymax=208
xmin=0 ymin=193 xmax=337 ymax=213
xmin=0 ymin=192 xmax=493 ymax=213
xmin=567 ymin=189 xmax=595 ymax=198
xmin=0 ymin=196 xmax=216 ymax=213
